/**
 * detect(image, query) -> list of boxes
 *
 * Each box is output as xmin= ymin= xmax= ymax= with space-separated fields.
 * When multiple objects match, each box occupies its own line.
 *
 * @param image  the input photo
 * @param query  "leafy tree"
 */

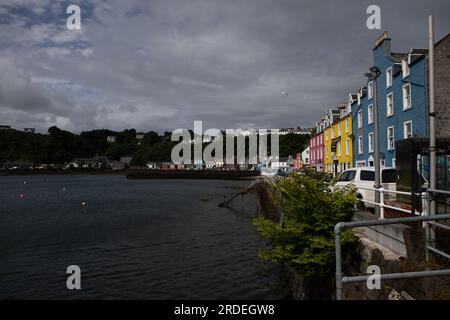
xmin=254 ymin=170 xmax=357 ymax=284
xmin=104 ymin=143 xmax=138 ymax=160
xmin=278 ymin=133 xmax=310 ymax=157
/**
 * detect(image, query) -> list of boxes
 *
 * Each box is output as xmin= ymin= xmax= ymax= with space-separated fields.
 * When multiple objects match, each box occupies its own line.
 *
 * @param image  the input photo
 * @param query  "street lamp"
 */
xmin=365 ymin=66 xmax=381 ymax=218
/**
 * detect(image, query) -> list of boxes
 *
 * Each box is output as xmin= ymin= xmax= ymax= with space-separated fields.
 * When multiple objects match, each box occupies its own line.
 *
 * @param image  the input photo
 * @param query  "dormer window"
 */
xmin=357 ymin=93 xmax=361 ymax=106
xmin=402 ymin=58 xmax=410 ymax=78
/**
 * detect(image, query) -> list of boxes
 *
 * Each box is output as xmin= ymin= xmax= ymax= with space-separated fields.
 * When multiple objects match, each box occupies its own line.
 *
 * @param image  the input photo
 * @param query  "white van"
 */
xmin=334 ymin=167 xmax=397 ymax=208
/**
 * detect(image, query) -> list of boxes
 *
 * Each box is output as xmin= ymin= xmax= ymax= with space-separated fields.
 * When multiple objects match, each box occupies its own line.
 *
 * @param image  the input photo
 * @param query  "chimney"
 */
xmin=374 ymin=31 xmax=391 ymax=57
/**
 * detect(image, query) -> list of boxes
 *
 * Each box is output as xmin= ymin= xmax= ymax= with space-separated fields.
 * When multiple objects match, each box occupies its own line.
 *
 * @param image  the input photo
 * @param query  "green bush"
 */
xmin=254 ymin=171 xmax=357 ymax=278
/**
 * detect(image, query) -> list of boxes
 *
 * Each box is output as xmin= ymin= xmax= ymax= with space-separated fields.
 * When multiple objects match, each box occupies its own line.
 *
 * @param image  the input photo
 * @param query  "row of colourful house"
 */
xmin=306 ymin=31 xmax=450 ymax=177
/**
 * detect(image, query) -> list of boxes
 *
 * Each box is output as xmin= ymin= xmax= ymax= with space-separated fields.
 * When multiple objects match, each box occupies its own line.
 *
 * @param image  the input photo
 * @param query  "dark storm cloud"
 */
xmin=0 ymin=0 xmax=449 ymax=133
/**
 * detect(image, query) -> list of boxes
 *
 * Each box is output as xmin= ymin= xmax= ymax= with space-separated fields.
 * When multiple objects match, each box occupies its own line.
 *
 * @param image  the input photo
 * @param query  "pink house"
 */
xmin=309 ymin=132 xmax=324 ymax=172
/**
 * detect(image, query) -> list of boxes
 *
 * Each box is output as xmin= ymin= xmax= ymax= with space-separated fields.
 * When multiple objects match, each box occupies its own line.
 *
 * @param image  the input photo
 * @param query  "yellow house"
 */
xmin=324 ymin=113 xmax=353 ymax=176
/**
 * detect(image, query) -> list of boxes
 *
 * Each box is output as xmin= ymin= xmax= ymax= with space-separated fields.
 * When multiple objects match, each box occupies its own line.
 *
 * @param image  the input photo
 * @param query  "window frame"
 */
xmin=368 ymin=104 xmax=374 ymax=124
xmin=368 ymin=81 xmax=373 ymax=100
xmin=346 ymin=138 xmax=350 ymax=156
xmin=404 ymin=120 xmax=413 ymax=139
xmin=368 ymin=132 xmax=374 ymax=153
xmin=402 ymin=83 xmax=412 ymax=110
xmin=402 ymin=58 xmax=410 ymax=78
xmin=387 ymin=126 xmax=395 ymax=151
xmin=386 ymin=67 xmax=393 ymax=88
xmin=357 ymin=110 xmax=363 ymax=129
xmin=358 ymin=136 xmax=363 ymax=154
xmin=386 ymin=92 xmax=394 ymax=117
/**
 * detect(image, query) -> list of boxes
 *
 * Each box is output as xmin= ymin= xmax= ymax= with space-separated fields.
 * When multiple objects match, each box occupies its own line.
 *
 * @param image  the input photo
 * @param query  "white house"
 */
xmin=301 ymin=146 xmax=310 ymax=165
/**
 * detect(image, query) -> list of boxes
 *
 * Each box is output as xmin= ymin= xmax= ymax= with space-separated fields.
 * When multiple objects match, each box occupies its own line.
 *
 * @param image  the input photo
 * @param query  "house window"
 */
xmin=368 ymin=132 xmax=374 ymax=153
xmin=387 ymin=126 xmax=394 ymax=150
xmin=357 ymin=110 xmax=363 ymax=128
xmin=392 ymin=158 xmax=396 ymax=168
xmin=345 ymin=118 xmax=349 ymax=133
xmin=358 ymin=136 xmax=363 ymax=154
xmin=386 ymin=67 xmax=393 ymax=88
xmin=325 ymin=130 xmax=328 ymax=141
xmin=386 ymin=93 xmax=394 ymax=117
xmin=402 ymin=83 xmax=411 ymax=110
xmin=337 ymin=142 xmax=341 ymax=157
xmin=402 ymin=58 xmax=410 ymax=78
xmin=356 ymin=160 xmax=366 ymax=167
xmin=346 ymin=138 xmax=350 ymax=155
xmin=338 ymin=123 xmax=341 ymax=136
xmin=331 ymin=128 xmax=334 ymax=139
xmin=404 ymin=121 xmax=413 ymax=139
xmin=368 ymin=104 xmax=374 ymax=124
xmin=357 ymin=93 xmax=361 ymax=106
xmin=368 ymin=81 xmax=373 ymax=100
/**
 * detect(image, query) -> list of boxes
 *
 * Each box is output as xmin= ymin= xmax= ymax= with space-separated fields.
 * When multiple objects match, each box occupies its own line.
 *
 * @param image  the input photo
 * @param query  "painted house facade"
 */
xmin=352 ymin=32 xmax=428 ymax=169
xmin=310 ymin=116 xmax=327 ymax=172
xmin=324 ymin=106 xmax=353 ymax=176
xmin=301 ymin=146 xmax=310 ymax=166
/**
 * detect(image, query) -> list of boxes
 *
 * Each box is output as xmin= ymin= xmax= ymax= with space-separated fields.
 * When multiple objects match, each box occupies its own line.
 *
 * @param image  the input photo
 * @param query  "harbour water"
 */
xmin=0 ymin=175 xmax=289 ymax=299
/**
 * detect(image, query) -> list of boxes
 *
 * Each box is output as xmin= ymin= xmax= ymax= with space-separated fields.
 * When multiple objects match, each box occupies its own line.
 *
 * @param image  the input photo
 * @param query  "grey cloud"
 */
xmin=0 ymin=0 xmax=450 ymax=133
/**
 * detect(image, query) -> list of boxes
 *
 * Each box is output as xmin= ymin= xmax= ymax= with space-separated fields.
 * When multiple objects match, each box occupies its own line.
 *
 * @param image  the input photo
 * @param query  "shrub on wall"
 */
xmin=254 ymin=170 xmax=357 ymax=278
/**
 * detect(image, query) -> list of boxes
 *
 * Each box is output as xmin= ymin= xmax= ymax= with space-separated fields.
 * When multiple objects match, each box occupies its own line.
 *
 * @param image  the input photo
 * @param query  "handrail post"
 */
xmin=379 ymin=187 xmax=385 ymax=220
xmin=335 ymin=223 xmax=344 ymax=300
xmin=425 ymin=189 xmax=436 ymax=262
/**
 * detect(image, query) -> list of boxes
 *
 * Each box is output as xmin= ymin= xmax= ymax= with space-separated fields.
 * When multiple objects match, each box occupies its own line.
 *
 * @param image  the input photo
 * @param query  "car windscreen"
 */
xmin=382 ymin=169 xmax=397 ymax=183
xmin=360 ymin=170 xmax=375 ymax=181
xmin=338 ymin=170 xmax=356 ymax=182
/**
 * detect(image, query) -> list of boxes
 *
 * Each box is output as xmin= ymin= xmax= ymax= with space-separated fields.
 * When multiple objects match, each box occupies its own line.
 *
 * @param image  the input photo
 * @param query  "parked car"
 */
xmin=334 ymin=167 xmax=397 ymax=208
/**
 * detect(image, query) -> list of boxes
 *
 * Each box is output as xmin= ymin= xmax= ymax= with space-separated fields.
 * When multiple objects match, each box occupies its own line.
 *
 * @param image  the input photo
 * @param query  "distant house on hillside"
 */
xmin=146 ymin=162 xmax=158 ymax=169
xmin=301 ymin=146 xmax=310 ymax=166
xmin=120 ymin=156 xmax=132 ymax=165
xmin=0 ymin=125 xmax=12 ymax=130
xmin=24 ymin=128 xmax=36 ymax=133
xmin=136 ymin=133 xmax=144 ymax=145
xmin=107 ymin=135 xmax=116 ymax=143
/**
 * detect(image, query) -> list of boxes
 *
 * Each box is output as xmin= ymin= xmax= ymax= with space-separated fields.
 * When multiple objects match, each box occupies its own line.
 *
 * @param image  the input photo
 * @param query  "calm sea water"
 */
xmin=0 ymin=175 xmax=289 ymax=299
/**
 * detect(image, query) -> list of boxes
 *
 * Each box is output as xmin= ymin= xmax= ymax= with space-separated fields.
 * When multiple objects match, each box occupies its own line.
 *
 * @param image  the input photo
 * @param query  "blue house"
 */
xmin=352 ymin=32 xmax=428 ymax=168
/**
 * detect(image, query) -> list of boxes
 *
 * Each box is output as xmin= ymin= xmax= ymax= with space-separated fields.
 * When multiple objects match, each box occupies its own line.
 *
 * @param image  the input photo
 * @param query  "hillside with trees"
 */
xmin=0 ymin=127 xmax=309 ymax=166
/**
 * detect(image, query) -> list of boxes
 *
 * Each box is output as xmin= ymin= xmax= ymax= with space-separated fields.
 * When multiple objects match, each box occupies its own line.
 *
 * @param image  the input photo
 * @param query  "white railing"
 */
xmin=353 ymin=185 xmax=424 ymax=219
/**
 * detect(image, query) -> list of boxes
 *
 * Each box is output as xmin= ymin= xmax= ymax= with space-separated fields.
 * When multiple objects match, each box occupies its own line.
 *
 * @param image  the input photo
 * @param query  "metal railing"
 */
xmin=352 ymin=185 xmax=423 ymax=218
xmin=335 ymin=187 xmax=450 ymax=300
xmin=335 ymin=213 xmax=450 ymax=300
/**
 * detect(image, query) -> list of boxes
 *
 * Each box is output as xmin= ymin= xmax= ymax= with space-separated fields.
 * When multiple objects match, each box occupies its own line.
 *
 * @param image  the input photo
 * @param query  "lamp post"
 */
xmin=365 ymin=66 xmax=381 ymax=218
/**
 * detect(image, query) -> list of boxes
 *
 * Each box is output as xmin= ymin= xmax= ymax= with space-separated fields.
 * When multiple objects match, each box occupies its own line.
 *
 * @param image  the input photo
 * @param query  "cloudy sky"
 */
xmin=0 ymin=0 xmax=449 ymax=133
